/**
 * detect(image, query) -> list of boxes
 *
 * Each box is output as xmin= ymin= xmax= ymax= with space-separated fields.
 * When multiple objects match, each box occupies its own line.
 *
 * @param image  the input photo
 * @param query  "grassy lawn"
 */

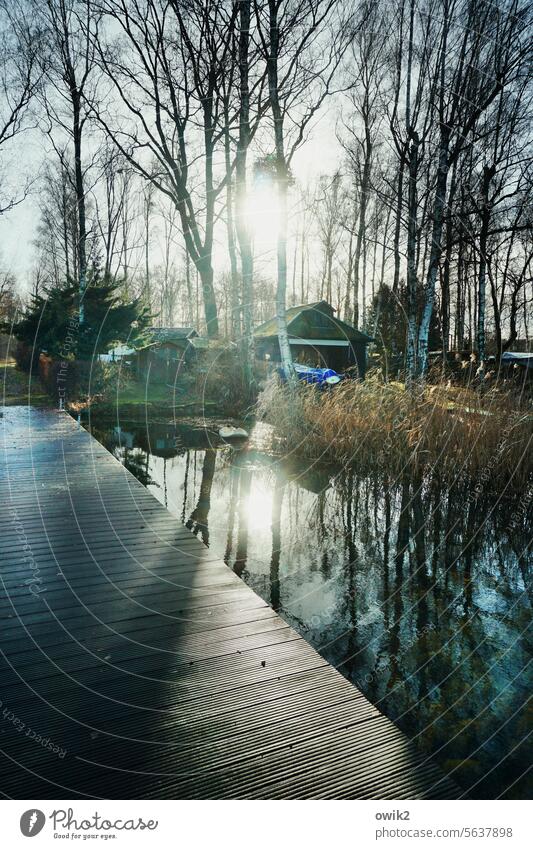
xmin=67 ymin=371 xmax=219 ymax=420
xmin=0 ymin=359 xmax=208 ymax=418
xmin=113 ymin=380 xmax=183 ymax=405
xmin=1 ymin=360 xmax=51 ymax=407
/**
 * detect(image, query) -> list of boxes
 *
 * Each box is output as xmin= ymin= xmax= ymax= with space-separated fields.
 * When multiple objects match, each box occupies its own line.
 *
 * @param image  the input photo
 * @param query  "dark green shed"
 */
xmin=254 ymin=301 xmax=373 ymax=378
xmin=135 ymin=327 xmax=198 ymax=383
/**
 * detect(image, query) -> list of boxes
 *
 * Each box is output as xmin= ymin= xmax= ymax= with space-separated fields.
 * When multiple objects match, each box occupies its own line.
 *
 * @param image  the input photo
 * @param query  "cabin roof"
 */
xmin=99 ymin=345 xmax=136 ymax=362
xmin=141 ymin=327 xmax=198 ymax=348
xmin=254 ymin=300 xmax=373 ymax=343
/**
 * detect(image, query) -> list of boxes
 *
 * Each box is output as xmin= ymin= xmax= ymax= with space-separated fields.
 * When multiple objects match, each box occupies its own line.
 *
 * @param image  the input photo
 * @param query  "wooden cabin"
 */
xmin=135 ymin=327 xmax=198 ymax=383
xmin=254 ymin=301 xmax=373 ymax=378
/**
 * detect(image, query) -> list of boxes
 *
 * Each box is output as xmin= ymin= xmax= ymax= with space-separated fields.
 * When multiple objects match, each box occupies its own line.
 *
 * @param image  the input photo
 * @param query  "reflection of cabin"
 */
xmin=254 ymin=301 xmax=373 ymax=378
xmin=136 ymin=424 xmax=180 ymax=458
xmin=135 ymin=327 xmax=198 ymax=382
xmin=112 ymin=426 xmax=134 ymax=449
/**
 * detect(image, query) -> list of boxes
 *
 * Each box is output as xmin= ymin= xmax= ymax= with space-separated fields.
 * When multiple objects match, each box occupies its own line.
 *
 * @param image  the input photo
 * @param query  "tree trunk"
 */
xmin=441 ymin=163 xmax=457 ymax=360
xmin=417 ymin=128 xmax=450 ymax=377
xmin=300 ymin=229 xmax=306 ymax=303
xmin=326 ymin=246 xmax=333 ymax=304
xmin=197 ymin=256 xmax=218 ymax=339
xmin=174 ymin=90 xmax=219 ymax=339
xmin=268 ymin=0 xmax=293 ymax=379
xmin=178 ymin=202 xmax=219 ymax=337
xmin=291 ymin=232 xmax=298 ymax=305
xmin=476 ymin=164 xmax=495 ymax=376
xmin=185 ymin=250 xmax=193 ymax=327
xmin=343 ymin=223 xmax=355 ymax=321
xmin=275 ymin=176 xmax=293 ymax=374
xmin=224 ymin=110 xmax=240 ymax=339
xmin=72 ymin=91 xmax=87 ymax=325
xmin=353 ymin=136 xmax=371 ymax=329
xmin=442 ymin=230 xmax=451 ymax=359
xmin=61 ymin=167 xmax=71 ymax=282
xmin=235 ymin=0 xmax=255 ymax=386
xmin=371 ymin=214 xmax=378 ymax=306
xmin=405 ymin=130 xmax=419 ymax=385
xmin=392 ymin=161 xmax=404 ymax=295
xmin=144 ymin=188 xmax=151 ymax=309
xmin=489 ymin=268 xmax=502 ymax=360
xmin=502 ymin=284 xmax=520 ymax=353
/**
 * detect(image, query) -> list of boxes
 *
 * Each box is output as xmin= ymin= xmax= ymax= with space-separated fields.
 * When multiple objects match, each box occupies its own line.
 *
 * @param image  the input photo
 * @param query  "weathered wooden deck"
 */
xmin=0 ymin=406 xmax=460 ymax=799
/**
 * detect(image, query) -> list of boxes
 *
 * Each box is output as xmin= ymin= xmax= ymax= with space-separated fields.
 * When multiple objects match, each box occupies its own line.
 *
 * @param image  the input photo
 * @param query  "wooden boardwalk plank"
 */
xmin=0 ymin=406 xmax=461 ymax=799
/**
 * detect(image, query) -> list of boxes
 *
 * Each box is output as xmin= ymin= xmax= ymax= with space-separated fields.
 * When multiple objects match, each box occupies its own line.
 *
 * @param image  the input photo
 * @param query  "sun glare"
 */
xmin=245 ymin=182 xmax=280 ymax=247
xmin=245 ymin=480 xmax=274 ymax=531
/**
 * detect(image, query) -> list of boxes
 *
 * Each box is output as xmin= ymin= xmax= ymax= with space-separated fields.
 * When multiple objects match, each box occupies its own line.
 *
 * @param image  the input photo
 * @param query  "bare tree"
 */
xmin=92 ymin=0 xmax=244 ymax=338
xmin=235 ymin=0 xmax=260 ymax=384
xmin=34 ymin=153 xmax=79 ymax=287
xmin=30 ymin=0 xmax=101 ymax=324
xmin=0 ymin=264 xmax=18 ymax=323
xmin=256 ymin=0 xmax=347 ymax=377
xmin=3 ymin=0 xmax=531 ymax=393
xmin=92 ymin=143 xmax=133 ymax=280
xmin=340 ymin=0 xmax=388 ymax=329
xmin=315 ymin=172 xmax=343 ymax=306
xmin=155 ymin=197 xmax=184 ymax=326
xmin=0 ymin=2 xmax=41 ymax=215
xmin=386 ymin=0 xmax=438 ymax=383
xmin=417 ymin=0 xmax=531 ymax=377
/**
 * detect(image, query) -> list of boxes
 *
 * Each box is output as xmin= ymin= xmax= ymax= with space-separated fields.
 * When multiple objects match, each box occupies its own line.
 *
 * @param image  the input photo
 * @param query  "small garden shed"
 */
xmin=254 ymin=301 xmax=373 ymax=378
xmin=135 ymin=327 xmax=198 ymax=383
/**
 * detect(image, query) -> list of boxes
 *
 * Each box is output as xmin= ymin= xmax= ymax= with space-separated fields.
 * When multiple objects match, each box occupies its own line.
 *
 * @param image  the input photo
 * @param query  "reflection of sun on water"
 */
xmin=245 ymin=480 xmax=273 ymax=531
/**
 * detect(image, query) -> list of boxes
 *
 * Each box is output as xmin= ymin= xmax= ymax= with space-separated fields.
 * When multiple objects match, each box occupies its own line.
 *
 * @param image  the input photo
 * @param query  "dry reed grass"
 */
xmin=257 ymin=374 xmax=533 ymax=491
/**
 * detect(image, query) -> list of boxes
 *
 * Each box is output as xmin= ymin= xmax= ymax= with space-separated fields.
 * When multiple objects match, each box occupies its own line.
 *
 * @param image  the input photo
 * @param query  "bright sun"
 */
xmin=245 ymin=182 xmax=280 ymax=247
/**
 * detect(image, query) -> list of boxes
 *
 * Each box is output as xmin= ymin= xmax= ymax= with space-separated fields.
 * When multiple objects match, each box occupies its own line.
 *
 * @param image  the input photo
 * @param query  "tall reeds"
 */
xmin=257 ymin=375 xmax=533 ymax=492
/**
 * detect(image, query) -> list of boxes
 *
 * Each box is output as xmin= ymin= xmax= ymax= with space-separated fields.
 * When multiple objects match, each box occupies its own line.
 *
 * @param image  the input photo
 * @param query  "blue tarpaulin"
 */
xmin=279 ymin=364 xmax=343 ymax=386
xmin=501 ymin=352 xmax=533 ymax=369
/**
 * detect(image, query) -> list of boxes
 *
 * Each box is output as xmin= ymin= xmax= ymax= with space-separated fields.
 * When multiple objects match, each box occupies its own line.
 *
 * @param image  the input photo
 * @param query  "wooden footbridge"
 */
xmin=0 ymin=407 xmax=460 ymax=799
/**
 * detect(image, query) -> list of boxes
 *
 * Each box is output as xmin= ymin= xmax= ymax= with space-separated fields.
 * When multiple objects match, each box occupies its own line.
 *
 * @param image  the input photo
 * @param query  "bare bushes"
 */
xmin=38 ymin=354 xmax=134 ymax=406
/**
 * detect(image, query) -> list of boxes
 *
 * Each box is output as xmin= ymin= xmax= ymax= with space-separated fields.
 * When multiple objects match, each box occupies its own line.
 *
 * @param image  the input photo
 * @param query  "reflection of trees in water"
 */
xmin=293 ymin=470 xmax=531 ymax=798
xmin=223 ymin=463 xmax=239 ymax=566
xmin=122 ymin=447 xmax=157 ymax=488
xmin=270 ymin=471 xmax=285 ymax=610
xmin=382 ymin=483 xmax=391 ymax=631
xmin=186 ymin=449 xmax=217 ymax=545
xmin=336 ymin=469 xmax=361 ymax=687
xmin=386 ymin=477 xmax=408 ymax=697
xmin=95 ymin=421 xmax=532 ymax=797
xmin=430 ymin=477 xmax=442 ymax=581
xmin=233 ymin=466 xmax=252 ymax=577
xmin=181 ymin=450 xmax=190 ymax=523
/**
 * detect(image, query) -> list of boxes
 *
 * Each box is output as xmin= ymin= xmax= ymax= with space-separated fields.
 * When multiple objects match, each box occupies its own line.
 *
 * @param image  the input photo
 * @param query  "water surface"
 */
xmin=86 ymin=416 xmax=532 ymax=799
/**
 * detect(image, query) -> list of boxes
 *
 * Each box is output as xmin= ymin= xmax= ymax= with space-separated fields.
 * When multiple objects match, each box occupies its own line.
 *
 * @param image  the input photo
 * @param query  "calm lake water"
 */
xmin=86 ymin=415 xmax=532 ymax=799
